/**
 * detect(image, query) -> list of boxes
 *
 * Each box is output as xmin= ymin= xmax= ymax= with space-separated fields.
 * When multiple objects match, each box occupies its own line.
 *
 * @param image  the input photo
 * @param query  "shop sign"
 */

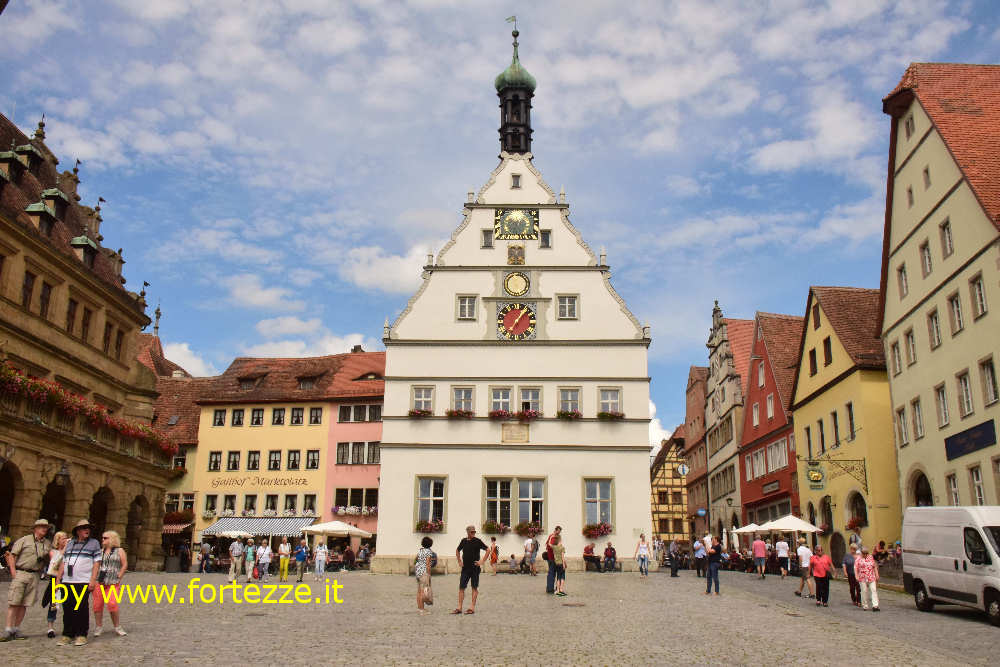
xmin=806 ymin=464 xmax=824 ymax=491
xmin=210 ymin=476 xmax=308 ymax=488
xmin=944 ymin=419 xmax=996 ymax=461
xmin=502 ymin=423 xmax=529 ymax=443
xmin=696 ymin=508 xmax=707 ymax=517
xmin=762 ymin=480 xmax=780 ymax=495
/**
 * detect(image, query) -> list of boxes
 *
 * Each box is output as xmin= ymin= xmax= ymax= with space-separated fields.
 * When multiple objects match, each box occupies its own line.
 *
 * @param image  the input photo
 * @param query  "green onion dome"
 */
xmin=494 ymin=30 xmax=536 ymax=93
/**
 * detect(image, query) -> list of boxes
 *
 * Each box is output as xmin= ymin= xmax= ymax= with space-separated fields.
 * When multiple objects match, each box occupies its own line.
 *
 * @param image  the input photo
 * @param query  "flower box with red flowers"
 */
xmin=445 ymin=409 xmax=475 ymax=420
xmin=415 ymin=519 xmax=444 ymax=533
xmin=846 ymin=516 xmax=868 ymax=530
xmin=582 ymin=522 xmax=613 ymax=538
xmin=514 ymin=521 xmax=543 ymax=537
xmin=482 ymin=520 xmax=510 ymax=535
xmin=556 ymin=410 xmax=583 ymax=421
xmin=515 ymin=409 xmax=541 ymax=422
xmin=818 ymin=523 xmax=831 ymax=535
xmin=596 ymin=411 xmax=625 ymax=421
xmin=488 ymin=409 xmax=513 ymax=421
xmin=407 ymin=409 xmax=433 ymax=419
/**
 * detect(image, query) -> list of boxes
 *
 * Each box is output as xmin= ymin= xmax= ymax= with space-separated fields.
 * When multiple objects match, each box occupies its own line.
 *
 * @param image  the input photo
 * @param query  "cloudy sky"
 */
xmin=2 ymin=0 xmax=998 ymax=445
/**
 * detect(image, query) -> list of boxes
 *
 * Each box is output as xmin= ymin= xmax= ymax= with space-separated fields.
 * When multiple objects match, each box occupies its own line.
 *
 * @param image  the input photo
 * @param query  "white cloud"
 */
xmin=649 ymin=399 xmax=672 ymax=449
xmin=241 ymin=332 xmax=380 ymax=358
xmin=162 ymin=342 xmax=218 ymax=377
xmin=666 ymin=175 xmax=709 ymax=198
xmin=337 ymin=244 xmax=434 ymax=294
xmin=255 ymin=316 xmax=323 ymax=338
xmin=222 ymin=274 xmax=305 ymax=312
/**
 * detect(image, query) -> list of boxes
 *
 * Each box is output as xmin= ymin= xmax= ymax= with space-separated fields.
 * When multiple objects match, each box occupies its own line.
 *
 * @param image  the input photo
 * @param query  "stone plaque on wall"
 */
xmin=502 ymin=423 xmax=528 ymax=443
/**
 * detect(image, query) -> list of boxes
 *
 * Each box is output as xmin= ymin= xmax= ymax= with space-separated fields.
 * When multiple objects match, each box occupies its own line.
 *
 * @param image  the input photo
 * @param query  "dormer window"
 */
xmin=298 ymin=377 xmax=317 ymax=390
xmin=83 ymin=247 xmax=96 ymax=268
xmin=240 ymin=379 xmax=255 ymax=391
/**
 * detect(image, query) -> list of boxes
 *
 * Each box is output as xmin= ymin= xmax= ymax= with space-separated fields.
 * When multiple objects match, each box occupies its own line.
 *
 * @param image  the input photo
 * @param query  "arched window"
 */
xmin=913 ymin=473 xmax=933 ymax=506
xmin=848 ymin=492 xmax=868 ymax=526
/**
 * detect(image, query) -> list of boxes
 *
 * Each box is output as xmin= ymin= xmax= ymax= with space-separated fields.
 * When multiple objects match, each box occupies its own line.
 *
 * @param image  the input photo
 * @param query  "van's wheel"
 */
xmin=986 ymin=591 xmax=1000 ymax=627
xmin=914 ymin=582 xmax=934 ymax=612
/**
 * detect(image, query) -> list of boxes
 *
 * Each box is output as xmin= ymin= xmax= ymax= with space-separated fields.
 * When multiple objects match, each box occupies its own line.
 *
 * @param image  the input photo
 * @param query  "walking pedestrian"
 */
xmin=1 ymin=518 xmax=52 ymax=641
xmin=705 ymin=535 xmax=722 ymax=595
xmin=228 ymin=537 xmax=245 ymax=583
xmin=198 ymin=540 xmax=211 ymax=573
xmin=244 ymin=539 xmax=256 ymax=581
xmin=452 ymin=525 xmax=487 ymax=615
xmin=794 ymin=537 xmax=815 ymax=599
xmin=178 ymin=541 xmax=190 ymax=573
xmin=42 ymin=530 xmax=68 ymax=638
xmin=751 ymin=534 xmax=767 ymax=579
xmin=552 ymin=534 xmax=567 ymax=596
xmin=842 ymin=544 xmax=861 ymax=606
xmin=545 ymin=526 xmax=562 ymax=593
xmin=810 ymin=544 xmax=834 ymax=607
xmin=277 ymin=536 xmax=291 ymax=581
xmin=415 ymin=536 xmax=434 ymax=615
xmin=522 ymin=535 xmax=535 ymax=575
xmin=257 ymin=540 xmax=272 ymax=581
xmin=93 ymin=530 xmax=128 ymax=637
xmin=854 ymin=544 xmax=880 ymax=612
xmin=487 ymin=536 xmax=499 ymax=576
xmin=294 ymin=539 xmax=309 ymax=582
xmin=58 ymin=520 xmax=101 ymax=646
xmin=668 ymin=539 xmax=680 ymax=577
xmin=775 ymin=537 xmax=790 ymax=579
xmin=634 ymin=533 xmax=650 ymax=577
xmin=313 ymin=540 xmax=329 ymax=581
xmin=693 ymin=537 xmax=706 ymax=577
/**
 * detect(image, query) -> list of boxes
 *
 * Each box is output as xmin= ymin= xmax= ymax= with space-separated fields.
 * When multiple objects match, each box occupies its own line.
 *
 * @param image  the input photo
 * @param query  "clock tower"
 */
xmin=373 ymin=29 xmax=654 ymax=574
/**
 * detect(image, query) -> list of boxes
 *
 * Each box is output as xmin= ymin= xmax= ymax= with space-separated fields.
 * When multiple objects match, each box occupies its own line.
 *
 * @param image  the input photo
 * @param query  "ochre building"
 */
xmin=650 ymin=430 xmax=689 ymax=547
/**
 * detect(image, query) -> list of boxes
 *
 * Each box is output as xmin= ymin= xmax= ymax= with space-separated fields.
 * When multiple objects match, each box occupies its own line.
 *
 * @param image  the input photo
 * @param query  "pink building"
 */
xmin=324 ymin=349 xmax=385 ymax=548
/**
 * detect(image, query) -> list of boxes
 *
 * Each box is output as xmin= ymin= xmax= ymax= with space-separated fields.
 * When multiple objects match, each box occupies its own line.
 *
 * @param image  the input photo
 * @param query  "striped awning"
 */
xmin=200 ymin=516 xmax=316 ymax=537
xmin=162 ymin=523 xmax=192 ymax=534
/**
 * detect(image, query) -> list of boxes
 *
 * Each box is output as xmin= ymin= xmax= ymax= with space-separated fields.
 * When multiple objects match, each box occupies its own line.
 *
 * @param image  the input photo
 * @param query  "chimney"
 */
xmin=351 ymin=344 xmax=363 ymax=354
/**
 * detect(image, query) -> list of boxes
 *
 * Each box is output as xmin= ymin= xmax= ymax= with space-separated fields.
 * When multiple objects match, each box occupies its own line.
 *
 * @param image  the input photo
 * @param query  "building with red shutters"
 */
xmin=738 ymin=312 xmax=804 ymax=526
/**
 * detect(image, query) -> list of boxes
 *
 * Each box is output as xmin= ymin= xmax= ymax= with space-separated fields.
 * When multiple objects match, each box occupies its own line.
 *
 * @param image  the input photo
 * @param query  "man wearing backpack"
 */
xmin=544 ymin=526 xmax=562 ymax=593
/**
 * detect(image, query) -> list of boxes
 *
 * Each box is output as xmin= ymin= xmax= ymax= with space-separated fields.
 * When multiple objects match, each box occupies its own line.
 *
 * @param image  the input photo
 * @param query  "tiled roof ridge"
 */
xmin=756 ymin=312 xmax=805 ymax=412
xmin=884 ymin=62 xmax=1000 ymax=100
xmin=756 ymin=311 xmax=803 ymax=320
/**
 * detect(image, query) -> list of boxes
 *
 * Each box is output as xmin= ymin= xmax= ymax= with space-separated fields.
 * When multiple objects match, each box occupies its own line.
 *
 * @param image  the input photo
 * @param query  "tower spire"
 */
xmin=495 ymin=23 xmax=536 ymax=156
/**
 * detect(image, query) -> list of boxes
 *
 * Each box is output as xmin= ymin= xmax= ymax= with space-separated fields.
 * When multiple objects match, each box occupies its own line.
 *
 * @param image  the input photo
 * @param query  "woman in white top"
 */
xmin=43 ymin=531 xmax=68 ymax=638
xmin=634 ymin=534 xmax=651 ymax=577
xmin=277 ymin=537 xmax=291 ymax=582
xmin=257 ymin=541 xmax=273 ymax=581
xmin=313 ymin=541 xmax=329 ymax=581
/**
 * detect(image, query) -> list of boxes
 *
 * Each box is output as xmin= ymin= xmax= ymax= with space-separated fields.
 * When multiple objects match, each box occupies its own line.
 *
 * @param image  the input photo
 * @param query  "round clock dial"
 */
xmin=497 ymin=303 xmax=536 ymax=340
xmin=504 ymin=272 xmax=529 ymax=297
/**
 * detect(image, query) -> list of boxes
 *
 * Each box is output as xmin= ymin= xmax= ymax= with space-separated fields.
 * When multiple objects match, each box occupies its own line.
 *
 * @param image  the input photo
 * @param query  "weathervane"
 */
xmin=506 ymin=14 xmax=517 ymax=32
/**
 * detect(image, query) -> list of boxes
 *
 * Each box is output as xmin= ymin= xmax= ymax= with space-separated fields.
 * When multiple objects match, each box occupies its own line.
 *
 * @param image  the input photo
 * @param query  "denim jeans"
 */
xmin=706 ymin=562 xmax=720 ymax=593
xmin=314 ymin=558 xmax=326 ymax=577
xmin=638 ymin=555 xmax=649 ymax=576
xmin=546 ymin=557 xmax=556 ymax=592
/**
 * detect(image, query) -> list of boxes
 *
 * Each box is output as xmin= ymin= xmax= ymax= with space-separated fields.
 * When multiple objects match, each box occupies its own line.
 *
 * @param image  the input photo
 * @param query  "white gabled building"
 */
xmin=373 ymin=30 xmax=653 ymax=573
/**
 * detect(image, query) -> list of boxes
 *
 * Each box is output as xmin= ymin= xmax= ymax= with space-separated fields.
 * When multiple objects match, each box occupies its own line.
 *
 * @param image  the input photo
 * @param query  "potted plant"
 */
xmin=408 ymin=408 xmax=433 ymax=418
xmin=415 ymin=519 xmax=444 ymax=533
xmin=514 ymin=520 xmax=543 ymax=537
xmin=283 ymin=508 xmax=298 ymax=517
xmin=488 ymin=409 xmax=513 ymax=421
xmin=262 ymin=508 xmax=278 ymax=517
xmin=241 ymin=509 xmax=256 ymax=517
xmin=597 ymin=411 xmax=625 ymax=421
xmin=482 ymin=519 xmax=510 ymax=535
xmin=846 ymin=516 xmax=867 ymax=530
xmin=167 ymin=467 xmax=187 ymax=480
xmin=202 ymin=510 xmax=216 ymax=519
xmin=818 ymin=522 xmax=831 ymax=535
xmin=515 ymin=409 xmax=541 ymax=422
xmin=445 ymin=409 xmax=475 ymax=419
xmin=220 ymin=508 xmax=235 ymax=517
xmin=582 ymin=522 xmax=613 ymax=538
xmin=556 ymin=410 xmax=582 ymax=421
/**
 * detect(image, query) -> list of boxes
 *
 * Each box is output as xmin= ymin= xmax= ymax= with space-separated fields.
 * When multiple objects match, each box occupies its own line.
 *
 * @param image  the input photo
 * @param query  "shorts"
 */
xmin=555 ymin=566 xmax=566 ymax=581
xmin=800 ymin=567 xmax=812 ymax=580
xmin=754 ymin=557 xmax=766 ymax=568
xmin=528 ymin=553 xmax=537 ymax=563
xmin=779 ymin=557 xmax=789 ymax=570
xmin=92 ymin=584 xmax=121 ymax=613
xmin=7 ymin=571 xmax=39 ymax=606
xmin=459 ymin=566 xmax=481 ymax=590
xmin=416 ymin=572 xmax=431 ymax=590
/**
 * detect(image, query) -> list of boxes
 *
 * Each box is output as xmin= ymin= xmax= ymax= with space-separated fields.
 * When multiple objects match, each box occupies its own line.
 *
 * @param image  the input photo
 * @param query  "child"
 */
xmin=415 ymin=536 xmax=434 ymax=615
xmin=508 ymin=554 xmax=517 ymax=573
xmin=552 ymin=535 xmax=567 ymax=596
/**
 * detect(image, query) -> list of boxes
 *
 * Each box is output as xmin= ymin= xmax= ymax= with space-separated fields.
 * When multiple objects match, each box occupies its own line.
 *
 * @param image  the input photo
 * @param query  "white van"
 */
xmin=902 ymin=506 xmax=1000 ymax=626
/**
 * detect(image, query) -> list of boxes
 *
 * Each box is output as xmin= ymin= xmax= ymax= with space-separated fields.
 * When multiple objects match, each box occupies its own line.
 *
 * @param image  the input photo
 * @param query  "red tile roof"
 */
xmin=152 ymin=375 xmax=211 ymax=446
xmin=756 ymin=312 xmax=805 ymax=411
xmin=0 ymin=114 xmax=144 ymax=310
xmin=812 ymin=287 xmax=885 ymax=369
xmin=883 ymin=63 xmax=1000 ymax=230
xmin=196 ymin=351 xmax=385 ymax=404
xmin=136 ymin=334 xmax=190 ymax=378
xmin=723 ymin=318 xmax=755 ymax=394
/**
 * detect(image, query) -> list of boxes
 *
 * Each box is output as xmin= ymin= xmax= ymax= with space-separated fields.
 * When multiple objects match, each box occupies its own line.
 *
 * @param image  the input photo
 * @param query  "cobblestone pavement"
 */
xmin=0 ymin=569 xmax=992 ymax=665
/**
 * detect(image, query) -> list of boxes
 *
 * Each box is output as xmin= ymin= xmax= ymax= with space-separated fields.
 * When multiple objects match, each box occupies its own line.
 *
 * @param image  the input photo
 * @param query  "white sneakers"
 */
xmin=93 ymin=626 xmax=103 ymax=637
xmin=115 ymin=626 xmax=128 ymax=636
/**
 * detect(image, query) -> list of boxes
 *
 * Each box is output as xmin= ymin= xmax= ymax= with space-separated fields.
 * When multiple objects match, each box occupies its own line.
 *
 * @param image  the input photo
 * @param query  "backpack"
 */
xmin=430 ymin=551 xmax=438 ymax=568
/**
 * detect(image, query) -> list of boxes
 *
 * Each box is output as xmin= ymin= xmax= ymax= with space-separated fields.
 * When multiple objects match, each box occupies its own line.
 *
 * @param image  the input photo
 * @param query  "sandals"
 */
xmin=451 ymin=609 xmax=463 ymax=614
xmin=465 ymin=608 xmax=475 ymax=614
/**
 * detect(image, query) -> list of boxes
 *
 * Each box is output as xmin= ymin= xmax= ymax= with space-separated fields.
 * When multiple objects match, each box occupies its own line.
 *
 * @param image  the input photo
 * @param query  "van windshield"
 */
xmin=986 ymin=527 xmax=1000 ymax=554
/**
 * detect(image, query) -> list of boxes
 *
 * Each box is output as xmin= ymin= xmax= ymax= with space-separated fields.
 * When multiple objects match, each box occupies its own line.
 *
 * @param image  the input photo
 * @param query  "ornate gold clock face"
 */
xmin=504 ymin=272 xmax=529 ymax=297
xmin=494 ymin=208 xmax=539 ymax=240
xmin=497 ymin=302 xmax=536 ymax=341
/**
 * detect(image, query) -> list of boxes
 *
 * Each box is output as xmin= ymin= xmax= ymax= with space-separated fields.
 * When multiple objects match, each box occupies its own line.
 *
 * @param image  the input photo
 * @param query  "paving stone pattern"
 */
xmin=0 ymin=569 xmax=992 ymax=665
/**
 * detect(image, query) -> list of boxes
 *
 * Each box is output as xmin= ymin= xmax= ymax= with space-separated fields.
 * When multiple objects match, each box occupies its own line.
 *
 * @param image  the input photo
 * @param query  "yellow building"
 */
xmin=650 ymin=430 xmax=689 ymax=546
xmin=880 ymin=64 xmax=1000 ymax=508
xmin=790 ymin=287 xmax=901 ymax=563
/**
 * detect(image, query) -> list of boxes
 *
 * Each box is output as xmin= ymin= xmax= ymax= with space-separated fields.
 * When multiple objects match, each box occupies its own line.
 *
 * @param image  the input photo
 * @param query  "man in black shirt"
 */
xmin=452 ymin=525 xmax=488 ymax=614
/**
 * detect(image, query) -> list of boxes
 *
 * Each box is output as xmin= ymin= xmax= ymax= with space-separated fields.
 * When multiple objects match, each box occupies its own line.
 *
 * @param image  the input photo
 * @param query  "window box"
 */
xmin=514 ymin=520 xmax=543 ymax=537
xmin=482 ymin=519 xmax=510 ymax=535
xmin=845 ymin=516 xmax=868 ymax=530
xmin=582 ymin=522 xmax=613 ymax=538
xmin=241 ymin=510 xmax=256 ymax=517
xmin=408 ymin=408 xmax=433 ymax=418
xmin=333 ymin=505 xmax=363 ymax=516
xmin=202 ymin=510 xmax=216 ymax=519
xmin=515 ymin=409 xmax=542 ymax=422
xmin=445 ymin=409 xmax=475 ymax=420
xmin=556 ymin=409 xmax=582 ymax=421
xmin=167 ymin=467 xmax=187 ymax=480
xmin=262 ymin=509 xmax=278 ymax=517
xmin=219 ymin=508 xmax=235 ymax=517
xmin=362 ymin=506 xmax=378 ymax=516
xmin=282 ymin=509 xmax=298 ymax=517
xmin=597 ymin=411 xmax=625 ymax=421
xmin=488 ymin=409 xmax=513 ymax=421
xmin=415 ymin=519 xmax=444 ymax=533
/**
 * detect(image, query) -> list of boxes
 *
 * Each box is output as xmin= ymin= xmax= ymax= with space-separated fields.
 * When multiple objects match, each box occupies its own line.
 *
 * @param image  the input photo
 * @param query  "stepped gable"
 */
xmin=0 ymin=113 xmax=140 ymax=309
xmin=136 ymin=333 xmax=190 ymax=378
xmin=723 ymin=318 xmax=755 ymax=394
xmin=756 ymin=312 xmax=805 ymax=411
xmin=811 ymin=286 xmax=885 ymax=369
xmin=196 ymin=350 xmax=385 ymax=404
xmin=884 ymin=63 xmax=1000 ymax=230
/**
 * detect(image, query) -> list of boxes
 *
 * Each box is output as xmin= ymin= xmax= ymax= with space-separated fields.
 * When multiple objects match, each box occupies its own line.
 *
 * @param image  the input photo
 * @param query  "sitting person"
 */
xmin=603 ymin=542 xmax=617 ymax=571
xmin=508 ymin=554 xmax=517 ymax=573
xmin=583 ymin=542 xmax=603 ymax=572
xmin=343 ymin=546 xmax=356 ymax=571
